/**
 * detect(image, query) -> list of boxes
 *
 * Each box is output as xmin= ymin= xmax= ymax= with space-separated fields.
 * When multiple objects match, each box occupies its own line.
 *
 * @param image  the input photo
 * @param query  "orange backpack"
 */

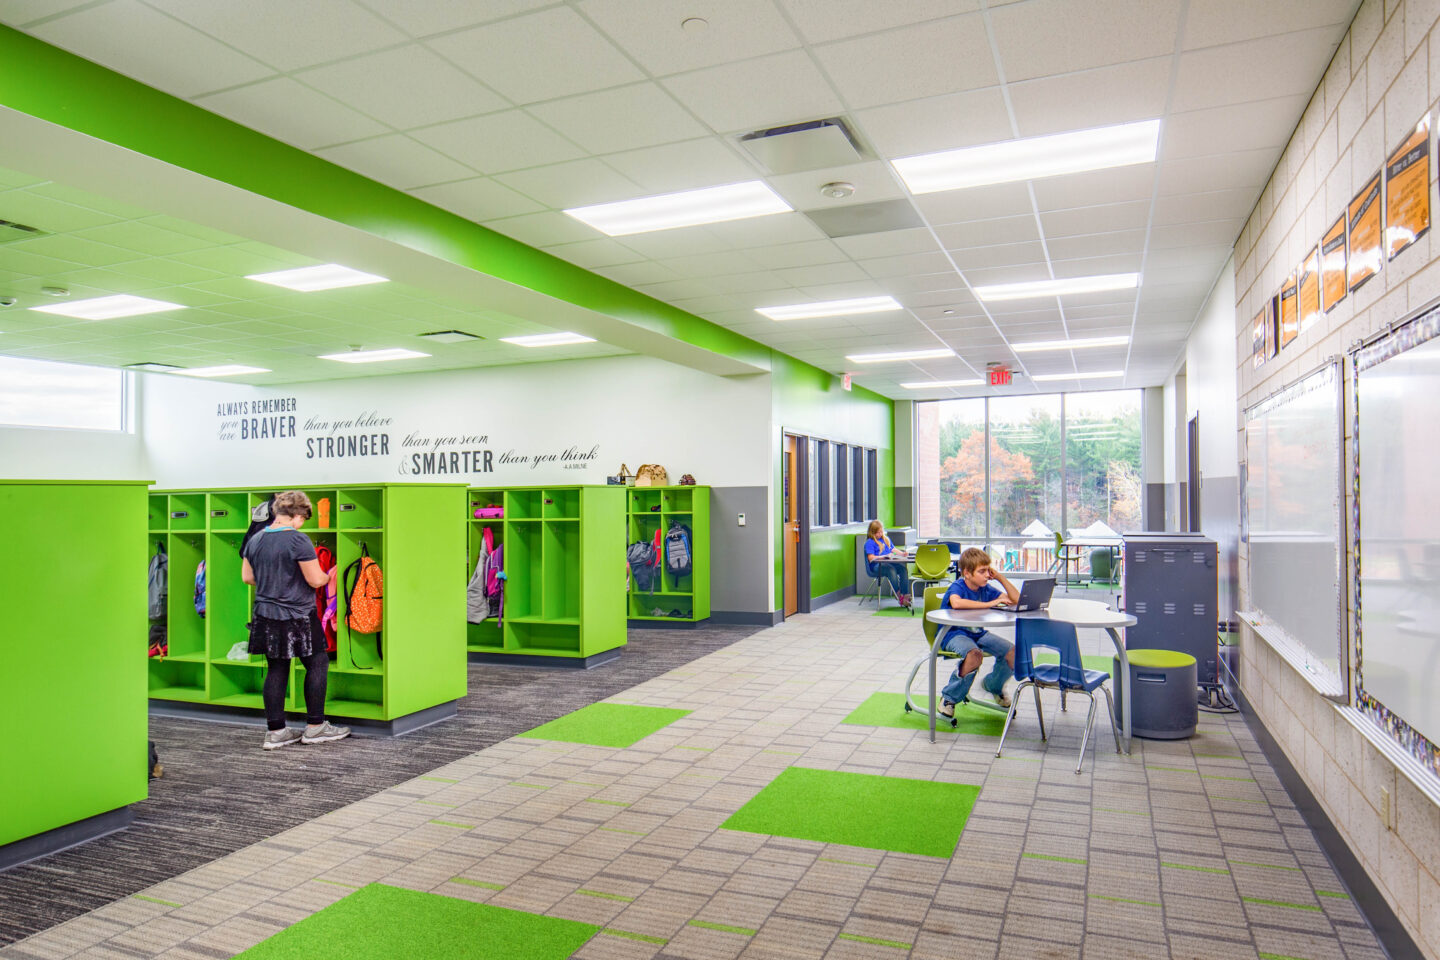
xmin=343 ymin=543 xmax=383 ymax=635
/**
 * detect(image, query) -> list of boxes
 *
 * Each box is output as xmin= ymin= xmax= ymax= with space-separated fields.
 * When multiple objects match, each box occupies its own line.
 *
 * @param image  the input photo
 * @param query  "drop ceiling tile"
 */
xmin=106 ymin=257 xmax=226 ymax=286
xmin=796 ymin=279 xmax=893 ymax=300
xmin=1051 ymin=252 xmax=1144 ymax=275
xmin=911 ymin=183 xmax=1034 ymax=226
xmin=776 ymin=0 xmax=976 ymax=44
xmin=705 ymin=212 xmax=827 ymax=246
xmin=1155 ymin=150 xmax=1275 ymax=197
xmin=482 ymin=210 xmax=607 ymax=246
xmin=1040 ymin=200 xmax=1152 ymax=237
xmin=813 ymin=13 xmax=997 ymax=109
xmin=1152 ymin=188 xmax=1261 ymax=225
xmin=579 ymin=0 xmax=801 ymax=75
xmin=1171 ymin=27 xmax=1341 ymax=113
xmin=602 ymin=137 xmax=758 ymax=193
xmin=16 ymin=233 xmax=139 ymax=267
xmin=69 ymin=221 xmax=207 ymax=258
xmin=542 ymin=238 xmax=647 ymax=269
xmin=1031 ymin=166 xmax=1158 ymax=211
xmin=852 ymin=86 xmax=1012 ymax=160
xmin=0 ymin=190 xmax=121 ymax=233
xmin=1145 ymin=245 xmax=1233 ymax=271
xmin=593 ymin=260 xmax=683 ymax=286
xmin=736 ymin=238 xmax=847 ymax=268
xmin=1182 ymin=0 xmax=1358 ymax=50
xmin=833 ymin=227 xmax=939 ymax=259
xmin=634 ymin=278 xmax=720 ymax=300
xmin=493 ymin=158 xmax=645 ymax=209
xmin=411 ymin=177 xmax=546 ymax=221
xmin=1161 ymin=96 xmax=1309 ymax=159
xmin=661 ymin=50 xmax=843 ymax=134
xmin=1148 ymin=218 xmax=1245 ymax=248
xmin=32 ymin=0 xmax=273 ymax=98
xmin=883 ymin=273 xmax=970 ymax=295
xmin=527 ymin=83 xmax=707 ymax=154
xmin=948 ymin=240 xmax=1047 ymax=271
xmin=410 ymin=110 xmax=586 ymax=174
xmin=426 ymin=7 xmax=643 ymax=104
xmin=776 ymin=261 xmax=869 ymax=286
xmin=617 ymin=225 xmax=733 ymax=259
xmin=656 ymin=250 xmax=765 ymax=279
xmin=988 ymin=0 xmax=1180 ymax=82
xmin=961 ymin=263 xmax=1052 ymax=286
xmin=1008 ymin=57 xmax=1171 ymax=138
xmin=858 ymin=251 xmax=954 ymax=279
xmin=934 ymin=215 xmax=1041 ymax=249
xmin=145 ymin=0 xmax=406 ymax=72
xmin=1045 ymin=230 xmax=1146 ymax=260
xmin=767 ymin=161 xmax=905 ymax=211
xmin=196 ymin=77 xmax=388 ymax=150
xmin=298 ymin=44 xmax=509 ymax=129
xmin=317 ymin=134 xmax=476 ymax=190
xmin=356 ymin=0 xmax=555 ymax=38
xmin=712 ymin=272 xmax=796 ymax=294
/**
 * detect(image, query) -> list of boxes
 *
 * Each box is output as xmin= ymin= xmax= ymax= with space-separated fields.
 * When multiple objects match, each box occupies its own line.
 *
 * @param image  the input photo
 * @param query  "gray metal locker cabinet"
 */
xmin=1121 ymin=532 xmax=1218 ymax=685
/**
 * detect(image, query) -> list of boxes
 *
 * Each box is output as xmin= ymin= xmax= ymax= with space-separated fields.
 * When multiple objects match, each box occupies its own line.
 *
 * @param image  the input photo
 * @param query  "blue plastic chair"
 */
xmin=996 ymin=617 xmax=1120 ymax=773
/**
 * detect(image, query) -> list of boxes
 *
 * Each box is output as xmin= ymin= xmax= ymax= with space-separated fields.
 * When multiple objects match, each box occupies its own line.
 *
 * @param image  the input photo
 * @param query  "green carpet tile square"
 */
xmin=870 ymin=605 xmax=918 ymax=618
xmin=518 ymin=702 xmax=691 ymax=748
xmin=232 ymin=883 xmax=598 ymax=960
xmin=1033 ymin=652 xmax=1116 ymax=672
xmin=842 ymin=692 xmax=1005 ymax=736
xmin=721 ymin=766 xmax=979 ymax=857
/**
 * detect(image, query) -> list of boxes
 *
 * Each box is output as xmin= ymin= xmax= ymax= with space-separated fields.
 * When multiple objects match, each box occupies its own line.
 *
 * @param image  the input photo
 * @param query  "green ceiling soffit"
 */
xmin=0 ymin=25 xmax=773 ymax=371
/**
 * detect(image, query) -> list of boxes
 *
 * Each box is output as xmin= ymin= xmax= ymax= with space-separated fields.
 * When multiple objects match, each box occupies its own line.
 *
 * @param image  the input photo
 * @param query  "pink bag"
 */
xmin=474 ymin=505 xmax=503 ymax=519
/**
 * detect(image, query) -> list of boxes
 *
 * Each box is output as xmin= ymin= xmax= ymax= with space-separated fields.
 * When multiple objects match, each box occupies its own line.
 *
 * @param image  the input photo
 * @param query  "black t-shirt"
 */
xmin=242 ymin=526 xmax=317 ymax=620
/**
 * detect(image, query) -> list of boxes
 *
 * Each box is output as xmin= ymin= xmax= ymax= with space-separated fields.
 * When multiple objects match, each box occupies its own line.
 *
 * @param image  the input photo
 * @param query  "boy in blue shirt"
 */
xmin=938 ymin=547 xmax=1020 ymax=715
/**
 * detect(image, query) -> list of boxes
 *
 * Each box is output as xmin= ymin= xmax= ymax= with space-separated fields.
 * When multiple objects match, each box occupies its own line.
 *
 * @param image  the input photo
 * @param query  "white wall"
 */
xmin=1186 ymin=257 xmax=1240 ymax=481
xmin=142 ymin=355 xmax=771 ymax=490
xmin=0 ymin=425 xmax=145 ymax=480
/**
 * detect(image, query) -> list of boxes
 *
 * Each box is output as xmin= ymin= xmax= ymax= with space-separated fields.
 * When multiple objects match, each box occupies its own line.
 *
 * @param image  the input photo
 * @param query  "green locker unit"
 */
xmin=147 ymin=484 xmax=467 ymax=734
xmin=626 ymin=485 xmax=710 ymax=624
xmin=467 ymin=485 xmax=626 ymax=667
xmin=2 ymin=481 xmax=148 ymax=869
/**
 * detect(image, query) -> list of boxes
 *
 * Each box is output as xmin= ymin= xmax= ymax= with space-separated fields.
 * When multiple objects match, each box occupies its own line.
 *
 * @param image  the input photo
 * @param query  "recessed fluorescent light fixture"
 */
xmin=499 ymin=332 xmax=597 ymax=347
xmin=124 ymin=362 xmax=182 ymax=373
xmin=417 ymin=330 xmax=482 ymax=344
xmin=176 ymin=364 xmax=271 ymax=378
xmin=974 ymin=273 xmax=1139 ymax=302
xmin=246 ymin=264 xmax=388 ymax=291
xmin=564 ymin=181 xmax=791 ymax=236
xmin=1030 ymin=370 xmax=1125 ymax=382
xmin=757 ymin=296 xmax=902 ymax=321
xmin=845 ymin=347 xmax=955 ymax=363
xmin=30 ymin=294 xmax=185 ymax=320
xmin=318 ymin=348 xmax=429 ymax=363
xmin=892 ymin=119 xmax=1160 ymax=194
xmin=1011 ymin=335 xmax=1131 ymax=353
xmin=900 ymin=378 xmax=984 ymax=389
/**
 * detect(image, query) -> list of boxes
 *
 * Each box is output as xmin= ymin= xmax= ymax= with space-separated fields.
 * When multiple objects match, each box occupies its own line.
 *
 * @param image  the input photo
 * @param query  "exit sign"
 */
xmin=989 ymin=368 xmax=1012 ymax=386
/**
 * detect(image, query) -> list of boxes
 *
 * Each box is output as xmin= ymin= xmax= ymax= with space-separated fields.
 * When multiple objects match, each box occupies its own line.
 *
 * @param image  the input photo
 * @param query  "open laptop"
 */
xmin=1011 ymin=576 xmax=1056 ymax=612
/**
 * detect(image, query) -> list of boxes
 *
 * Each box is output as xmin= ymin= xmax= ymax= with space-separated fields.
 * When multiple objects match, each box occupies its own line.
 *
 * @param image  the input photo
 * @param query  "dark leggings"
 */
xmin=264 ymin=647 xmax=328 ymax=731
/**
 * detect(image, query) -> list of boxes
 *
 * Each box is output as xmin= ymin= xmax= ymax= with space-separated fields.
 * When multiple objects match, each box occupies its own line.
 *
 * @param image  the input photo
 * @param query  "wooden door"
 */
xmin=783 ymin=434 xmax=800 ymax=616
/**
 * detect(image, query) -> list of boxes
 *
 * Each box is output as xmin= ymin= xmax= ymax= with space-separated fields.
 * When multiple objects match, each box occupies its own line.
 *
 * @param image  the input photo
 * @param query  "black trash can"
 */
xmin=1112 ymin=649 xmax=1198 ymax=739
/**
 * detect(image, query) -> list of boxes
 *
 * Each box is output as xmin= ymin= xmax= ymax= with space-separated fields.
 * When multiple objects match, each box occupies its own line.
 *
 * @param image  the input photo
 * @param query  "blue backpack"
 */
xmin=194 ymin=560 xmax=206 ymax=618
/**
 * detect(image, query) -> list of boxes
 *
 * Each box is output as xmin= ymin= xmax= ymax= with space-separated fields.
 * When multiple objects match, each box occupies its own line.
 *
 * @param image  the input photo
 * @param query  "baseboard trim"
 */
xmin=1233 ymin=685 xmax=1425 ymax=960
xmin=147 ymin=699 xmax=458 ymax=737
xmin=468 ymin=649 xmax=622 ymax=669
xmin=628 ymin=618 xmax=703 ymax=630
xmin=811 ymin=584 xmax=857 ymax=609
xmin=0 ymin=807 xmax=134 ymax=873
xmin=710 ymin=610 xmax=783 ymax=626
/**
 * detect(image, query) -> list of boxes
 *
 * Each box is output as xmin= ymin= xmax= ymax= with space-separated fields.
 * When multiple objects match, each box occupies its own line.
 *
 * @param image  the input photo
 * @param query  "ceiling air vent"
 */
xmin=739 ymin=118 xmax=863 ymax=174
xmin=0 ymin=219 xmax=45 ymax=244
xmin=805 ymin=199 xmax=923 ymax=238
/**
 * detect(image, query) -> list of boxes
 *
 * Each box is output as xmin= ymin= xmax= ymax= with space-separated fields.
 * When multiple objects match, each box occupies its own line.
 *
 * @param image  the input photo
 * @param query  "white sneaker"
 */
xmin=302 ymin=721 xmax=351 ymax=745
xmin=262 ymin=727 xmax=303 ymax=751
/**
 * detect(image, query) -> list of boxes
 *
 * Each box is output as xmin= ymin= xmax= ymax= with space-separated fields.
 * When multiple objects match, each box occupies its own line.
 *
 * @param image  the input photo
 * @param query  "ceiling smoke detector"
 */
xmin=818 ymin=181 xmax=855 ymax=200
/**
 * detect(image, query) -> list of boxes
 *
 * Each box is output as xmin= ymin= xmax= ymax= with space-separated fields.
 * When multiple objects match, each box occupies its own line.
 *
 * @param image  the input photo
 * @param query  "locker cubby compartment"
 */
xmin=505 ymin=488 xmax=543 ymax=519
xmin=148 ymin=494 xmax=169 ymax=531
xmin=206 ymin=532 xmax=254 ymax=660
xmin=209 ymin=661 xmax=267 ymax=709
xmin=149 ymin=658 xmax=207 ymax=702
xmin=662 ymin=489 xmax=693 ymax=512
xmin=312 ymin=671 xmax=385 ymax=719
xmin=542 ymin=521 xmax=581 ymax=621
xmin=337 ymin=630 xmax=384 ymax=673
xmin=336 ymin=488 xmax=382 ymax=529
xmin=469 ymin=490 xmax=506 ymax=519
xmin=628 ymin=513 xmax=663 ymax=543
xmin=506 ymin=621 xmax=581 ymax=654
xmin=629 ymin=594 xmax=694 ymax=621
xmin=628 ymin=488 xmax=662 ymax=513
xmin=543 ymin=489 xmax=580 ymax=519
xmin=207 ymin=491 xmax=249 ymax=530
xmin=168 ymin=493 xmax=206 ymax=530
xmin=165 ymin=533 xmax=208 ymax=657
xmin=467 ymin=618 xmax=503 ymax=652
xmin=503 ymin=522 xmax=543 ymax=619
xmin=302 ymin=490 xmax=339 ymax=529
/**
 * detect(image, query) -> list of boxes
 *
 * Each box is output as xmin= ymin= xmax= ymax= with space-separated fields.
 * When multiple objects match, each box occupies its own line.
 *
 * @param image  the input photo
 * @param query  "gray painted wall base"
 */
xmin=811 ymin=584 xmax=857 ymax=609
xmin=712 ymin=609 xmax=783 ymax=626
xmin=469 ymin=650 xmax=621 ymax=670
xmin=1233 ymin=685 xmax=1424 ymax=960
xmin=148 ymin=699 xmax=458 ymax=736
xmin=0 ymin=807 xmax=134 ymax=873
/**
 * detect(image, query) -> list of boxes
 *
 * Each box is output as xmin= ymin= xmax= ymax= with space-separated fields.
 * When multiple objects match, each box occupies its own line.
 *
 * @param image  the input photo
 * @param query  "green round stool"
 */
xmin=1112 ymin=649 xmax=1198 ymax=740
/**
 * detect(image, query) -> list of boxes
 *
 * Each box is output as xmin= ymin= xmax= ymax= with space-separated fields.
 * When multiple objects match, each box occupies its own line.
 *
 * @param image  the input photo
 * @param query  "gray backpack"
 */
xmin=627 ymin=529 xmax=663 ymax=594
xmin=147 ymin=543 xmax=168 ymax=620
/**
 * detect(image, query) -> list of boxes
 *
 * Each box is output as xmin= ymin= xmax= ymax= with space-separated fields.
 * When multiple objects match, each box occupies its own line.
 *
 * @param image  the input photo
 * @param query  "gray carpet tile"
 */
xmin=0 ymin=623 xmax=759 ymax=946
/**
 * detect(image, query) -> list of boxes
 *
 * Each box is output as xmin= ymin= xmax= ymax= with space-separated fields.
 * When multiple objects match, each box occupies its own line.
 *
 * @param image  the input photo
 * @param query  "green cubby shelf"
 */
xmin=466 ymin=485 xmax=625 ymax=664
xmin=625 ymin=485 xmax=710 ymax=624
xmin=148 ymin=484 xmax=467 ymax=725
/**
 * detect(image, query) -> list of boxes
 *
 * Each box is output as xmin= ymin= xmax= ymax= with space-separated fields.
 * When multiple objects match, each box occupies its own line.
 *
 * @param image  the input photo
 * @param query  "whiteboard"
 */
xmin=1241 ymin=360 xmax=1346 ymax=697
xmin=1354 ymin=309 xmax=1440 ymax=773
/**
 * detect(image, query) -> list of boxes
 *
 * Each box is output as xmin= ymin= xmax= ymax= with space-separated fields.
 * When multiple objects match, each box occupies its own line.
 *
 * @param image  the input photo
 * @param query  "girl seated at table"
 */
xmin=864 ymin=520 xmax=911 ymax=609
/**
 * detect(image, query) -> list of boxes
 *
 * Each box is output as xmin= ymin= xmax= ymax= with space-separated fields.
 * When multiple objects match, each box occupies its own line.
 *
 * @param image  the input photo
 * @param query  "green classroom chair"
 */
xmin=907 ymin=543 xmax=952 ymax=616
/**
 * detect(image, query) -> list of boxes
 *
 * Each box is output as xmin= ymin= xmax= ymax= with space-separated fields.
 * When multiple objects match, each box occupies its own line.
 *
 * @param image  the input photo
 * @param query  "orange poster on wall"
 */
xmin=1279 ymin=272 xmax=1299 ymax=349
xmin=1348 ymin=172 xmax=1382 ymax=292
xmin=1252 ymin=306 xmax=1268 ymax=368
xmin=1298 ymin=247 xmax=1320 ymax=333
xmin=1321 ymin=214 xmax=1346 ymax=312
xmin=1385 ymin=113 xmax=1431 ymax=260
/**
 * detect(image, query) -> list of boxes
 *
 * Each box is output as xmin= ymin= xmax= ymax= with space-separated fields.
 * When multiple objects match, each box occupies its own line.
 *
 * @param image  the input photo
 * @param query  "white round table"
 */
xmin=922 ymin=606 xmax=1138 ymax=751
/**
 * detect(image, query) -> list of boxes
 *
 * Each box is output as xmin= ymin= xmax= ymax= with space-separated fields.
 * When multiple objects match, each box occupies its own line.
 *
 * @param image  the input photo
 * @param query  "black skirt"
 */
xmin=248 ymin=610 xmax=324 ymax=659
